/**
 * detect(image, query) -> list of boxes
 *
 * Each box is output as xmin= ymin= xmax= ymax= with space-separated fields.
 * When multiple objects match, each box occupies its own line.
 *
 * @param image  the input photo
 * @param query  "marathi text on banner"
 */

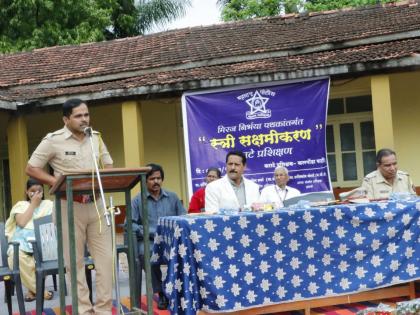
xmin=182 ymin=78 xmax=331 ymax=196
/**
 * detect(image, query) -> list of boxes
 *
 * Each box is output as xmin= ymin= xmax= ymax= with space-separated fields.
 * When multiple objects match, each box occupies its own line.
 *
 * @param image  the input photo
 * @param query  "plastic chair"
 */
xmin=116 ymin=224 xmax=129 ymax=272
xmin=29 ymin=215 xmax=61 ymax=315
xmin=116 ymin=223 xmax=144 ymax=297
xmin=30 ymin=215 xmax=95 ymax=315
xmin=0 ymin=222 xmax=26 ymax=315
xmin=122 ymin=231 xmax=144 ymax=297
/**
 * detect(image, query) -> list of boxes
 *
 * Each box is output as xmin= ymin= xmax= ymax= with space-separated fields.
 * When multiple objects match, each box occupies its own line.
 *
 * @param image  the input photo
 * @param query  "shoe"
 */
xmin=24 ymin=291 xmax=54 ymax=302
xmin=24 ymin=291 xmax=36 ymax=302
xmin=157 ymin=292 xmax=169 ymax=310
xmin=44 ymin=290 xmax=54 ymax=300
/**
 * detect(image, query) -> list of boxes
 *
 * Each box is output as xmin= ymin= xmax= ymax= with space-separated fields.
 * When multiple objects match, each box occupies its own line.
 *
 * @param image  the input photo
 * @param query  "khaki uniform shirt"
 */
xmin=361 ymin=169 xmax=415 ymax=199
xmin=28 ymin=126 xmax=113 ymax=176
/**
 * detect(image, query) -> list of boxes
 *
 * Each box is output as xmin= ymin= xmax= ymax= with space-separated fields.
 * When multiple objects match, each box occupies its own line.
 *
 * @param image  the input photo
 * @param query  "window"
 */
xmin=327 ymin=95 xmax=372 ymax=115
xmin=327 ymin=95 xmax=376 ymax=187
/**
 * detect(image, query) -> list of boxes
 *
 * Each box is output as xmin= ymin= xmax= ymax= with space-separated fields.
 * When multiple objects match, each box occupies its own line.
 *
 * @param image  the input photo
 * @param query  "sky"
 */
xmin=151 ymin=0 xmax=222 ymax=33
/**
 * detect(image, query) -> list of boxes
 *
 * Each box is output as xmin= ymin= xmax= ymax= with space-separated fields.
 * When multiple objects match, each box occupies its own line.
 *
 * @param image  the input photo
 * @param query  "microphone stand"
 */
xmin=84 ymin=127 xmax=123 ymax=314
xmin=109 ymin=196 xmax=122 ymax=315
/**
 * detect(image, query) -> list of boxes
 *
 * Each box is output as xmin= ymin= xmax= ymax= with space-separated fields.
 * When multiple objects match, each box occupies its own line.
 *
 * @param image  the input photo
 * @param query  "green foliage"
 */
xmin=0 ymin=0 xmax=112 ymax=53
xmin=106 ymin=0 xmax=141 ymax=39
xmin=220 ymin=0 xmax=282 ymax=21
xmin=137 ymin=0 xmax=191 ymax=34
xmin=0 ymin=0 xmax=191 ymax=54
xmin=305 ymin=0 xmax=395 ymax=12
xmin=218 ymin=0 xmax=396 ymax=22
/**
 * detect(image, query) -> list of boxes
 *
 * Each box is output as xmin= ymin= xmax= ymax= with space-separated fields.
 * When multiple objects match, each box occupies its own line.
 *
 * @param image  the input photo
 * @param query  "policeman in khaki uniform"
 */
xmin=26 ymin=98 xmax=113 ymax=315
xmin=361 ymin=148 xmax=416 ymax=200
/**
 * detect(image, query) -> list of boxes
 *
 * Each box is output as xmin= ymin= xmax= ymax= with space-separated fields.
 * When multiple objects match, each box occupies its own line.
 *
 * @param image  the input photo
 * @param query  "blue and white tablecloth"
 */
xmin=152 ymin=200 xmax=420 ymax=315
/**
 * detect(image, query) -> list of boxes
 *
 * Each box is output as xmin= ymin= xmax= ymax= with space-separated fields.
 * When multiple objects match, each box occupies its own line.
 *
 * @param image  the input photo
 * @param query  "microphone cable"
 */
xmin=87 ymin=129 xmax=125 ymax=313
xmin=84 ymin=127 xmax=107 ymax=235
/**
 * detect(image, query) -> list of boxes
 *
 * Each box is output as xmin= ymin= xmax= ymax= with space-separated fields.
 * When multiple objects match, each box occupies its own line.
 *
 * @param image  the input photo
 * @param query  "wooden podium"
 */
xmin=50 ymin=167 xmax=153 ymax=315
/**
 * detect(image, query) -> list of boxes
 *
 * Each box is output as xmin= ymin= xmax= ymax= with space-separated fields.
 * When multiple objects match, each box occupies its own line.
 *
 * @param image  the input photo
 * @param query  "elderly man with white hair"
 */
xmin=259 ymin=166 xmax=301 ymax=208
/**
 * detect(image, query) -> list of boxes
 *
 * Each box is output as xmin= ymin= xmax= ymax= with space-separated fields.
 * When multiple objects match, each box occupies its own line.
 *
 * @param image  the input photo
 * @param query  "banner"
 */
xmin=182 ymin=78 xmax=331 ymax=197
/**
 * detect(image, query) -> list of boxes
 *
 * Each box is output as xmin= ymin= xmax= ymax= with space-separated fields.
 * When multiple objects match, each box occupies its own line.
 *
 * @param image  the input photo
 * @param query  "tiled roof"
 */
xmin=2 ymin=37 xmax=419 ymax=103
xmin=0 ymin=0 xmax=419 ymax=106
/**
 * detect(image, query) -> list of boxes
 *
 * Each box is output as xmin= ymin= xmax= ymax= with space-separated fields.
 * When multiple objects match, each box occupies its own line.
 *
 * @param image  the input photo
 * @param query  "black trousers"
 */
xmin=138 ymin=240 xmax=164 ymax=293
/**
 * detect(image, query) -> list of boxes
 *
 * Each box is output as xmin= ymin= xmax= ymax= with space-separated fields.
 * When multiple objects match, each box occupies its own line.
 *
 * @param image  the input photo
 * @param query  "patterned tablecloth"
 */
xmin=152 ymin=200 xmax=420 ymax=315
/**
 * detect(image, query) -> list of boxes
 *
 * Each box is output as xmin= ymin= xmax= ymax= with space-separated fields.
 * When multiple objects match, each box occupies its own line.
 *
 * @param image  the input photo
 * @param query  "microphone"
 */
xmin=83 ymin=126 xmax=92 ymax=137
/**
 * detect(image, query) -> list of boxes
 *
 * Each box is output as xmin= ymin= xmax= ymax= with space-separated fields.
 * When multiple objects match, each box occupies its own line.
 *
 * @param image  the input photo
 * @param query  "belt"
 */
xmin=61 ymin=194 xmax=95 ymax=204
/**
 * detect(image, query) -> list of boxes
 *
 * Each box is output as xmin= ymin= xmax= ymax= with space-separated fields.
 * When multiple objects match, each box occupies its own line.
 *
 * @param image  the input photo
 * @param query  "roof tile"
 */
xmin=0 ymin=1 xmax=420 ymax=105
xmin=0 ymin=1 xmax=419 ymax=89
xmin=2 ymin=38 xmax=419 ymax=102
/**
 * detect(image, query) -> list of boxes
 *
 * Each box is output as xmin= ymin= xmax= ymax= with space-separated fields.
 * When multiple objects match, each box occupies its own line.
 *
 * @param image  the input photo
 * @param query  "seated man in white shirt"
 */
xmin=205 ymin=150 xmax=260 ymax=213
xmin=259 ymin=166 xmax=300 ymax=208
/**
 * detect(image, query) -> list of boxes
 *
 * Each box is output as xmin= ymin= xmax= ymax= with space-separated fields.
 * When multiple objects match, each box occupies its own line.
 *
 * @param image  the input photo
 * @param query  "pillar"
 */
xmin=370 ymin=75 xmax=394 ymax=150
xmin=121 ymin=101 xmax=145 ymax=194
xmin=7 ymin=114 xmax=29 ymax=206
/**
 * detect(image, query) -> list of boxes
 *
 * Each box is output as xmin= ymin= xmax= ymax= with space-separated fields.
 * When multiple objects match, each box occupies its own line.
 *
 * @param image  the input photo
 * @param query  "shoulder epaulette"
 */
xmin=363 ymin=171 xmax=377 ymax=181
xmin=43 ymin=129 xmax=64 ymax=140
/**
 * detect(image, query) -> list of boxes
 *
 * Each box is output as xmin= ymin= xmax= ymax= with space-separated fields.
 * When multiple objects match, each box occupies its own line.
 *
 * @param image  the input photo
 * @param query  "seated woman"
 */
xmin=5 ymin=178 xmax=54 ymax=302
xmin=188 ymin=167 xmax=221 ymax=213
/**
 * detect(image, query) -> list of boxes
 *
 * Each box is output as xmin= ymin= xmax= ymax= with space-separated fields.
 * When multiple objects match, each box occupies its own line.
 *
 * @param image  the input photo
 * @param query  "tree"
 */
xmin=304 ymin=0 xmax=393 ymax=12
xmin=0 ymin=0 xmax=112 ymax=53
xmin=218 ymin=0 xmax=284 ymax=21
xmin=136 ymin=0 xmax=192 ymax=35
xmin=217 ymin=0 xmax=394 ymax=21
xmin=105 ymin=0 xmax=192 ymax=39
xmin=0 ymin=0 xmax=191 ymax=54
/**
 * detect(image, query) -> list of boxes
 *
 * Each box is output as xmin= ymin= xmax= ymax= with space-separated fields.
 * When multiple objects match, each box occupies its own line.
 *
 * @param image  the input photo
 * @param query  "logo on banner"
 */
xmin=237 ymin=89 xmax=275 ymax=120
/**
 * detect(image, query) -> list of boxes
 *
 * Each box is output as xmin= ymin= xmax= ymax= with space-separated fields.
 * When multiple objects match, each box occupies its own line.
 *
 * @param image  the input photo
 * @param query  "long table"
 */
xmin=152 ymin=200 xmax=420 ymax=315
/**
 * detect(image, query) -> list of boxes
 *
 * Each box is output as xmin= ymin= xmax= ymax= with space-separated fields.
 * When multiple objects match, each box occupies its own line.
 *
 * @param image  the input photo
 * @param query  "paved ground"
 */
xmin=1 ymin=234 xmax=146 ymax=315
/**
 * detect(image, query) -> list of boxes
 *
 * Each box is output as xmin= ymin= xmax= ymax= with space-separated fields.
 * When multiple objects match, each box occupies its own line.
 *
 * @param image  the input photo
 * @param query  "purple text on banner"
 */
xmin=182 ymin=78 xmax=331 ymax=196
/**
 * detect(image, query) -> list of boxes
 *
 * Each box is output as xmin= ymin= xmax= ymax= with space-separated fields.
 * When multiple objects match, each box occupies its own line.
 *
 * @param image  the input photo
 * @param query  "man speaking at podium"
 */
xmin=26 ymin=98 xmax=114 ymax=315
